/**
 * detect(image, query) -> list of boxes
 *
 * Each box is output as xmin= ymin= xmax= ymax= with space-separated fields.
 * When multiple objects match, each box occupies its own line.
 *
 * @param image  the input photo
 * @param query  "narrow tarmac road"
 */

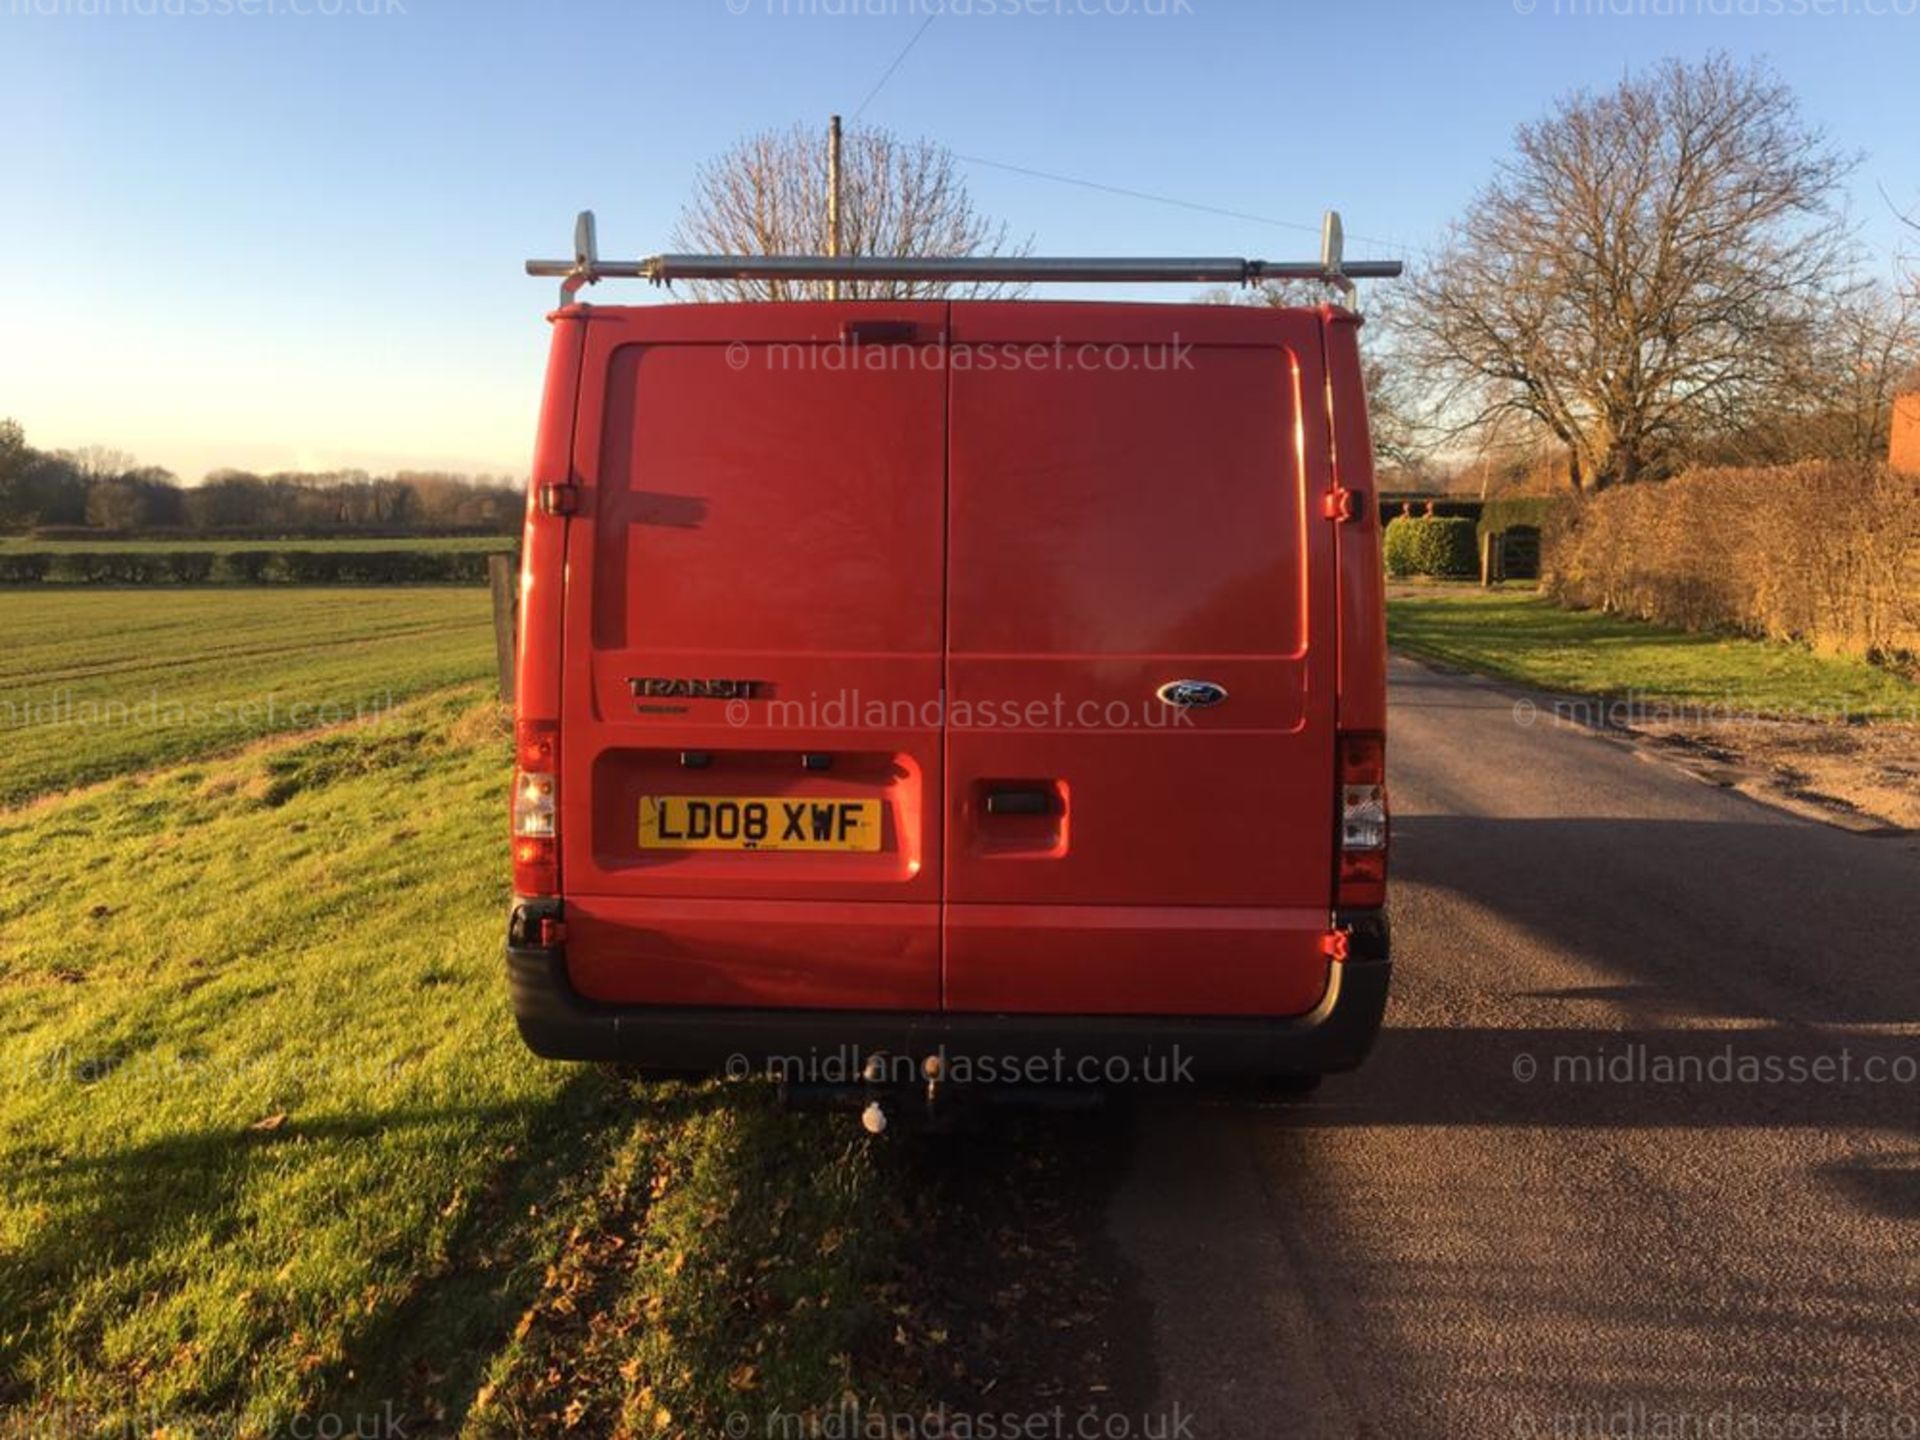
xmin=1111 ymin=656 xmax=1920 ymax=1440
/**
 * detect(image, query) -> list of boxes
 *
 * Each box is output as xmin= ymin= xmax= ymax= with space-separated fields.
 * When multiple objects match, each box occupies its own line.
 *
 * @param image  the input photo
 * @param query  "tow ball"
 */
xmin=858 ymin=1051 xmax=949 ymax=1135
xmin=776 ymin=1051 xmax=951 ymax=1133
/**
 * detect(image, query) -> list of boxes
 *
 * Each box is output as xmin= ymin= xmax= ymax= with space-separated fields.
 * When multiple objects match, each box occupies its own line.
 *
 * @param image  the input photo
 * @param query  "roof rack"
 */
xmin=525 ymin=210 xmax=1403 ymax=306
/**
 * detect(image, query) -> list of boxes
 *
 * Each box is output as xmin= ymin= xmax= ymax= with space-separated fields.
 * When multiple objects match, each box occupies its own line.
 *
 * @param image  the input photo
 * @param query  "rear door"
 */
xmin=942 ymin=303 xmax=1339 ymax=1016
xmin=558 ymin=302 xmax=948 ymax=1011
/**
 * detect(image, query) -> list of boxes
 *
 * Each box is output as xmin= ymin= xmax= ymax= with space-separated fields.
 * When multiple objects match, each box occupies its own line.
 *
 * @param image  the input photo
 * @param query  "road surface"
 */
xmin=1110 ymin=656 xmax=1920 ymax=1439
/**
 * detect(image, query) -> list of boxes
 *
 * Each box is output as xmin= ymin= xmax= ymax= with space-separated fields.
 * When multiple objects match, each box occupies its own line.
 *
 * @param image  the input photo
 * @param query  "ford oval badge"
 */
xmin=1156 ymin=679 xmax=1229 ymax=709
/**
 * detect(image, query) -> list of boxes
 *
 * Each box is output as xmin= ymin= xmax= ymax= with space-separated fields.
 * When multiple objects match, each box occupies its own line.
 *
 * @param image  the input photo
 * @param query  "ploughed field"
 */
xmin=0 ymin=589 xmax=497 ymax=805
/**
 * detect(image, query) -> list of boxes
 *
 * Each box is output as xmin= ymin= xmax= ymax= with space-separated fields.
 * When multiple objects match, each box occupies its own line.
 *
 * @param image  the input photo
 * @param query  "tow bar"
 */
xmin=777 ymin=1050 xmax=947 ymax=1134
xmin=778 ymin=1051 xmax=1104 ymax=1133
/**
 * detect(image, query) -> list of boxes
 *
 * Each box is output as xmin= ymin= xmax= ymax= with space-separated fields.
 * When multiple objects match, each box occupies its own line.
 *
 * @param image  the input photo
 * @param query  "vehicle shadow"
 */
xmin=1286 ymin=1022 xmax=1918 ymax=1149
xmin=1230 ymin=809 xmax=1920 ymax=1204
xmin=0 ymin=1071 xmax=632 ymax=1418
xmin=1227 ymin=810 xmax=1920 ymax=1149
xmin=1389 ymin=812 xmax=1920 ymax=1027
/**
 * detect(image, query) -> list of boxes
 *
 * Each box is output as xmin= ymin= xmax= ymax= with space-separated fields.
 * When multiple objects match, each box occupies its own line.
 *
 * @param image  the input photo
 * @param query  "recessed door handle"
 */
xmin=842 ymin=319 xmax=918 ymax=344
xmin=984 ymin=787 xmax=1053 ymax=817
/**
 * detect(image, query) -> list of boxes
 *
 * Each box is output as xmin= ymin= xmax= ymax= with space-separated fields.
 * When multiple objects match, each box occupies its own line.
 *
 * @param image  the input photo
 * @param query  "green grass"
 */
xmin=465 ymin=1087 xmax=893 ymax=1438
xmin=1387 ymin=587 xmax=1920 ymax=720
xmin=0 ymin=536 xmax=516 ymax=554
xmin=0 ymin=589 xmax=498 ymax=805
xmin=0 ymin=687 xmax=901 ymax=1436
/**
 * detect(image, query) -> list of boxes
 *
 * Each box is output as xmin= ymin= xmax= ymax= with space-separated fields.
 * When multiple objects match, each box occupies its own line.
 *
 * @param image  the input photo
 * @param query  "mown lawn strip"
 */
xmin=1387 ymin=587 xmax=1917 ymax=721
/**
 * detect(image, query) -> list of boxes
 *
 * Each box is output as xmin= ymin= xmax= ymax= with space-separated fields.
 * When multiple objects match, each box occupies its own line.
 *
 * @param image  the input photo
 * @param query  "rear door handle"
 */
xmin=841 ymin=319 xmax=919 ymax=344
xmin=984 ymin=787 xmax=1054 ymax=817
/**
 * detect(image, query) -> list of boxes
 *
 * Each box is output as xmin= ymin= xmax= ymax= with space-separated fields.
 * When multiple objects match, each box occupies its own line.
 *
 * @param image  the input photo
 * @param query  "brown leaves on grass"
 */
xmin=853 ymin=1115 xmax=1136 ymax=1418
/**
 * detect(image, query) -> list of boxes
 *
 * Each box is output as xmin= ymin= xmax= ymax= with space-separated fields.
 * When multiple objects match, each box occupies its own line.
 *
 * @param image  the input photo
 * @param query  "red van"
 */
xmin=506 ymin=217 xmax=1396 ymax=1088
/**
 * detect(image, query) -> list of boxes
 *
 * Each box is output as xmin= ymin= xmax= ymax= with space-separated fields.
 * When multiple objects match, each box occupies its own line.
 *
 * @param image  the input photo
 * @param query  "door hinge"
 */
xmin=1322 ymin=485 xmax=1363 ymax=522
xmin=539 ymin=483 xmax=580 ymax=517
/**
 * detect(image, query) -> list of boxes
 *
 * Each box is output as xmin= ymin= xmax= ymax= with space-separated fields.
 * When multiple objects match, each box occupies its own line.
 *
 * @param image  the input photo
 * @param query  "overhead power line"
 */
xmin=841 ymin=13 xmax=1418 ymax=261
xmin=950 ymin=152 xmax=1417 ymax=259
xmin=955 ymin=154 xmax=1317 ymax=236
xmin=853 ymin=14 xmax=937 ymax=119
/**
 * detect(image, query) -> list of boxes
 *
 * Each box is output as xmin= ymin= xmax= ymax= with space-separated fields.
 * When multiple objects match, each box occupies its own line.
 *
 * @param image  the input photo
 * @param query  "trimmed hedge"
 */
xmin=1478 ymin=494 xmax=1570 ymax=541
xmin=24 ymin=524 xmax=513 ymax=543
xmin=1380 ymin=494 xmax=1483 ymax=523
xmin=1547 ymin=462 xmax=1920 ymax=662
xmin=0 ymin=553 xmax=51 ymax=584
xmin=0 ymin=549 xmax=496 ymax=586
xmin=1384 ymin=516 xmax=1479 ymax=579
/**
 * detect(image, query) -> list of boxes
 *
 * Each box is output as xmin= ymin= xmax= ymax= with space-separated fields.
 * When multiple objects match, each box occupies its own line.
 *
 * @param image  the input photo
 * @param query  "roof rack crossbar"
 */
xmin=526 ymin=211 xmax=1404 ymax=303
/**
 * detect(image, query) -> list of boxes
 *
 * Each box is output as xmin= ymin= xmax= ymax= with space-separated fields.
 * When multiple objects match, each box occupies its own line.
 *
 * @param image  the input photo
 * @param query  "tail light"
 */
xmin=1336 ymin=731 xmax=1387 ymax=909
xmin=513 ymin=719 xmax=559 ymax=896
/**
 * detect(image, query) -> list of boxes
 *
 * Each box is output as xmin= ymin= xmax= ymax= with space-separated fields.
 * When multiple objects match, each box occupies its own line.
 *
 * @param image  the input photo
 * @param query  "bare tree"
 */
xmin=1790 ymin=281 xmax=1920 ymax=462
xmin=83 ymin=469 xmax=180 ymax=531
xmin=58 ymin=446 xmax=139 ymax=487
xmin=668 ymin=121 xmax=1028 ymax=301
xmin=1685 ymin=279 xmax=1920 ymax=465
xmin=1406 ymin=55 xmax=1856 ymax=492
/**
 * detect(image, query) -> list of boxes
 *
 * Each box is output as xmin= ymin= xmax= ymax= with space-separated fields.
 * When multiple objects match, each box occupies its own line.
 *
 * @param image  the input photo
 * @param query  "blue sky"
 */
xmin=2 ymin=0 xmax=1915 ymax=481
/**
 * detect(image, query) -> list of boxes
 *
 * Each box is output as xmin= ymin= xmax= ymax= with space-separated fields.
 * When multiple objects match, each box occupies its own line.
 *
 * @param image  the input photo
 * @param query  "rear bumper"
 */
xmin=504 ymin=900 xmax=1390 ymax=1082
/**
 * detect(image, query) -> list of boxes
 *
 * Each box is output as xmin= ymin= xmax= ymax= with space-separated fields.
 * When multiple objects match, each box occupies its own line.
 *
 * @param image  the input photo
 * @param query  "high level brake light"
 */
xmin=1336 ymin=732 xmax=1388 ymax=909
xmin=512 ymin=719 xmax=559 ymax=896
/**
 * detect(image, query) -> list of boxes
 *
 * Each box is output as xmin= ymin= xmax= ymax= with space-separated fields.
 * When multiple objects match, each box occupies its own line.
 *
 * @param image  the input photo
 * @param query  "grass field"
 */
xmin=0 ymin=582 xmax=925 ymax=1435
xmin=0 ymin=536 xmax=516 ymax=554
xmin=1387 ymin=587 xmax=1920 ymax=720
xmin=0 ymin=590 xmax=498 ymax=806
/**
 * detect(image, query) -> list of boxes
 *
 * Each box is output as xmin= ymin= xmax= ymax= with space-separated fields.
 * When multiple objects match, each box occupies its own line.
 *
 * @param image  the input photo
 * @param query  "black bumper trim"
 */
xmin=504 ymin=902 xmax=1390 ymax=1079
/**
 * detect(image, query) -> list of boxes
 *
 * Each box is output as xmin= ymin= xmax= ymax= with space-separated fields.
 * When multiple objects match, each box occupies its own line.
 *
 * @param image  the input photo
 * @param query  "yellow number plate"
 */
xmin=639 ymin=795 xmax=883 ymax=852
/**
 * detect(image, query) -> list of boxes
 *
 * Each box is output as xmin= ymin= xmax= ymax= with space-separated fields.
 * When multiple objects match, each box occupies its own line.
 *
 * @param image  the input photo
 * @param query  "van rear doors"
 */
xmin=553 ymin=300 xmax=1339 ymax=1020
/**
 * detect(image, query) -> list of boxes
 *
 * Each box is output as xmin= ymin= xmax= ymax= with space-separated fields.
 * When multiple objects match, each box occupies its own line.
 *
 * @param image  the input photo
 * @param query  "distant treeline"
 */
xmin=0 ymin=420 xmax=525 ymax=536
